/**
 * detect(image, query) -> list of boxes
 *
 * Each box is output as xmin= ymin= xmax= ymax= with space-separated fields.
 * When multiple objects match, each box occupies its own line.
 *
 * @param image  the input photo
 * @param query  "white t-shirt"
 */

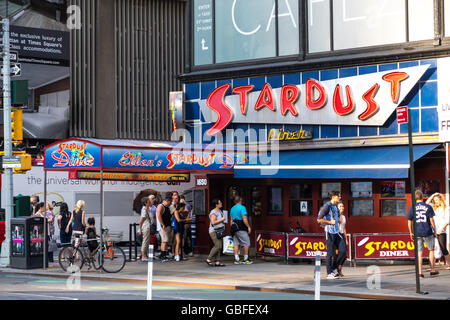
xmin=339 ymin=214 xmax=346 ymax=234
xmin=434 ymin=207 xmax=449 ymax=233
xmin=141 ymin=205 xmax=156 ymax=231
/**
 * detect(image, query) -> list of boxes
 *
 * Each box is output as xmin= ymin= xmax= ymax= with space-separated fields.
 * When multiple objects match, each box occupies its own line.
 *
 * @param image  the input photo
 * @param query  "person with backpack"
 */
xmin=86 ymin=217 xmax=99 ymax=257
xmin=317 ymin=191 xmax=346 ymax=279
xmin=156 ymin=193 xmax=174 ymax=262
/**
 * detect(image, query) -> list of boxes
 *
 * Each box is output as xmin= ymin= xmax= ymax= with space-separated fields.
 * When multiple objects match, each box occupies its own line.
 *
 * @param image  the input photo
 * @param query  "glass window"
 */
xmin=350 ymin=200 xmax=374 ymax=216
xmin=446 ymin=0 xmax=450 ymax=37
xmin=278 ymin=0 xmax=300 ymax=56
xmin=321 ymin=182 xmax=341 ymax=198
xmin=416 ymin=180 xmax=440 ymax=198
xmin=307 ymin=0 xmax=331 ymax=53
xmin=215 ymin=0 xmax=276 ymax=63
xmin=291 ymin=200 xmax=313 ymax=216
xmin=227 ymin=186 xmax=246 ymax=211
xmin=290 ymin=183 xmax=313 ymax=198
xmin=381 ymin=181 xmax=406 ymax=198
xmin=333 ymin=0 xmax=406 ymax=51
xmin=194 ymin=0 xmax=213 ymax=65
xmin=408 ymin=0 xmax=434 ymax=41
xmin=268 ymin=187 xmax=283 ymax=215
xmin=382 ymin=199 xmax=407 ymax=216
xmin=251 ymin=186 xmax=262 ymax=216
xmin=351 ymin=182 xmax=372 ymax=198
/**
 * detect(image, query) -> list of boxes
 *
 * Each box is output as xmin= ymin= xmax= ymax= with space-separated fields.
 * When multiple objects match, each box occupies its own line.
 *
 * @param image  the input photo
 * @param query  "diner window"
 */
xmin=308 ymin=0 xmax=434 ymax=53
xmin=349 ymin=182 xmax=373 ymax=216
xmin=193 ymin=0 xmax=299 ymax=65
xmin=321 ymin=182 xmax=341 ymax=198
xmin=351 ymin=200 xmax=374 ymax=216
xmin=290 ymin=184 xmax=313 ymax=216
xmin=251 ymin=186 xmax=262 ymax=216
xmin=416 ymin=180 xmax=440 ymax=198
xmin=227 ymin=186 xmax=246 ymax=212
xmin=268 ymin=187 xmax=283 ymax=215
xmin=381 ymin=181 xmax=407 ymax=216
xmin=351 ymin=182 xmax=372 ymax=198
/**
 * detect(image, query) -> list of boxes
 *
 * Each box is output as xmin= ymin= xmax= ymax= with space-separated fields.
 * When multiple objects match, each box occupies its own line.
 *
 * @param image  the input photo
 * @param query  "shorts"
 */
xmin=417 ymin=234 xmax=435 ymax=252
xmin=159 ymin=226 xmax=173 ymax=243
xmin=233 ymin=230 xmax=250 ymax=247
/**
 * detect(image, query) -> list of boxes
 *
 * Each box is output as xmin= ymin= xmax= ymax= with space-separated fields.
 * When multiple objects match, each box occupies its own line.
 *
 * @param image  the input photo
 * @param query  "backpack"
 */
xmin=86 ymin=227 xmax=98 ymax=252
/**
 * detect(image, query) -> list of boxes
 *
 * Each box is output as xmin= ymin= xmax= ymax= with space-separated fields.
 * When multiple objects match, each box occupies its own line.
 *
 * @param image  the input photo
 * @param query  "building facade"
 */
xmin=179 ymin=0 xmax=450 ymax=253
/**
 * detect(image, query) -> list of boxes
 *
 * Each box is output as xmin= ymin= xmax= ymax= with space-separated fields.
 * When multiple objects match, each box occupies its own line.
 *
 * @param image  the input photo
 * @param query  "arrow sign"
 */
xmin=1 ymin=62 xmax=21 ymax=77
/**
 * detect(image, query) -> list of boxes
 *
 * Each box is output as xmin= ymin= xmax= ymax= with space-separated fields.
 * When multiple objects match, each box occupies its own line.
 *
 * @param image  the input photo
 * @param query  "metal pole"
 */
xmin=314 ymin=251 xmax=321 ymax=300
xmin=100 ymin=169 xmax=103 ymax=271
xmin=147 ymin=244 xmax=154 ymax=300
xmin=0 ymin=17 xmax=12 ymax=267
xmin=407 ymin=109 xmax=420 ymax=294
xmin=43 ymin=170 xmax=47 ymax=269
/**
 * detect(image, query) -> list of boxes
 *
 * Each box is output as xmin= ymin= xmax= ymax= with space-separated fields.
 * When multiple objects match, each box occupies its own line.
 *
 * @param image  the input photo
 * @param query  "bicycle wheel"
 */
xmin=101 ymin=244 xmax=126 ymax=273
xmin=58 ymin=246 xmax=84 ymax=272
xmin=91 ymin=249 xmax=103 ymax=270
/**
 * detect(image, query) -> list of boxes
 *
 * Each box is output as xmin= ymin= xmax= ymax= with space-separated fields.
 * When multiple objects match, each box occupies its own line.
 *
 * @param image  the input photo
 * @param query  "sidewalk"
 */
xmin=1 ymin=254 xmax=449 ymax=300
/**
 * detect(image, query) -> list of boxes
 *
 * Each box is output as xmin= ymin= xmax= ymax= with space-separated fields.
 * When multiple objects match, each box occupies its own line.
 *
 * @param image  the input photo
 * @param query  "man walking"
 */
xmin=156 ymin=193 xmax=174 ymax=262
xmin=230 ymin=195 xmax=252 ymax=265
xmin=407 ymin=189 xmax=439 ymax=277
xmin=317 ymin=191 xmax=346 ymax=279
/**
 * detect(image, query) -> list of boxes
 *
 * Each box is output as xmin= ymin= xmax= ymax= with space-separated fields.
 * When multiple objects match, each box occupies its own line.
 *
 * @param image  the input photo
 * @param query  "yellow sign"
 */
xmin=267 ymin=128 xmax=312 ymax=142
xmin=76 ymin=171 xmax=190 ymax=182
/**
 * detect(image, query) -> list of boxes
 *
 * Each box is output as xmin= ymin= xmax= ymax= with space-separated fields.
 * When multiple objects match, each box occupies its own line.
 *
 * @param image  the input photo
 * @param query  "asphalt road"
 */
xmin=0 ymin=273 xmax=360 ymax=300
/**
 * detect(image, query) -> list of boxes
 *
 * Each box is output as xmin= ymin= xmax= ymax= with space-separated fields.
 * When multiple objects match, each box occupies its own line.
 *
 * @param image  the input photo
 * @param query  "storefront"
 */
xmin=182 ymin=58 xmax=447 ymax=254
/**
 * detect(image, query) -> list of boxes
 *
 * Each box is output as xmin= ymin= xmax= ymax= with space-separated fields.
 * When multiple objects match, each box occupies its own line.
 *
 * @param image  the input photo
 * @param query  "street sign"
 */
xmin=0 ymin=51 xmax=18 ymax=62
xmin=1 ymin=62 xmax=20 ymax=77
xmin=396 ymin=106 xmax=408 ymax=124
xmin=2 ymin=156 xmax=21 ymax=168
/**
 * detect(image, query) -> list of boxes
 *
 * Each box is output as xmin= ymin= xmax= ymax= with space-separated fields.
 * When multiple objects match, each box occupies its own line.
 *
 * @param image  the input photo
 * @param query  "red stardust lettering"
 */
xmin=232 ymin=85 xmax=254 ymax=115
xmin=51 ymin=150 xmax=70 ymax=167
xmin=382 ymin=72 xmax=409 ymax=104
xmin=206 ymin=84 xmax=233 ymax=136
xmin=359 ymin=83 xmax=379 ymax=121
xmin=218 ymin=154 xmax=234 ymax=169
xmin=305 ymin=79 xmax=326 ymax=110
xmin=254 ymin=83 xmax=275 ymax=112
xmin=333 ymin=84 xmax=354 ymax=116
xmin=280 ymin=85 xmax=299 ymax=116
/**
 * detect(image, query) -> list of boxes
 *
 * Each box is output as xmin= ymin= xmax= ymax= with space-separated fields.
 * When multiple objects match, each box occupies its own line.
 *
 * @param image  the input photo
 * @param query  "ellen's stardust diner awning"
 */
xmin=44 ymin=138 xmax=248 ymax=182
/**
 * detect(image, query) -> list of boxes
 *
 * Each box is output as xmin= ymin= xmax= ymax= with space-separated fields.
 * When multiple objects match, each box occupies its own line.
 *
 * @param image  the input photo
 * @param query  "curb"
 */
xmin=0 ymin=269 xmax=441 ymax=301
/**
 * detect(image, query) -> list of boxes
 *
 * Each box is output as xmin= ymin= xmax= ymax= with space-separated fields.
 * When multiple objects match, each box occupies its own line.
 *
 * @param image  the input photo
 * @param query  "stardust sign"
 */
xmin=354 ymin=234 xmax=430 ymax=259
xmin=287 ymin=233 xmax=351 ymax=259
xmin=199 ymin=65 xmax=429 ymax=135
xmin=255 ymin=231 xmax=285 ymax=257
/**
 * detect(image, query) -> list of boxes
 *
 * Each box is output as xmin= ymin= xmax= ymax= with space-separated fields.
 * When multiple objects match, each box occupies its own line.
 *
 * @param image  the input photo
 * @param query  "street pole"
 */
xmin=407 ymin=108 xmax=420 ymax=294
xmin=0 ymin=17 xmax=12 ymax=267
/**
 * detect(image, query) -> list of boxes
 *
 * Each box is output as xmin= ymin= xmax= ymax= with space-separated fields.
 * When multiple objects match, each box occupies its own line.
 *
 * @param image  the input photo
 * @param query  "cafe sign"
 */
xmin=199 ymin=65 xmax=429 ymax=135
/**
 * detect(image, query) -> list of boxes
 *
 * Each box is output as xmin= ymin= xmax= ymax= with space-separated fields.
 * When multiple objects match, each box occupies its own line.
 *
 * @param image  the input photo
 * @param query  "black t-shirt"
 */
xmin=161 ymin=204 xmax=172 ymax=227
xmin=60 ymin=213 xmax=72 ymax=230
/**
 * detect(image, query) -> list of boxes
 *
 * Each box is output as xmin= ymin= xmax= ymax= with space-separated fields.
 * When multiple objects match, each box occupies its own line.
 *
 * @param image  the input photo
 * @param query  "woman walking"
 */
xmin=337 ymin=202 xmax=348 ymax=277
xmin=58 ymin=202 xmax=73 ymax=246
xmin=426 ymin=193 xmax=450 ymax=269
xmin=206 ymin=199 xmax=226 ymax=267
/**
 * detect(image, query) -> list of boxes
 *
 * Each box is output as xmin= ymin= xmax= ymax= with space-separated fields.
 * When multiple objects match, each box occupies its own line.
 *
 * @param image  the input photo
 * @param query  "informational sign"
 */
xmin=437 ymin=57 xmax=450 ymax=142
xmin=72 ymin=171 xmax=190 ymax=183
xmin=287 ymin=233 xmax=351 ymax=260
xmin=255 ymin=231 xmax=286 ymax=257
xmin=193 ymin=0 xmax=213 ymax=65
xmin=45 ymin=140 xmax=102 ymax=170
xmin=2 ymin=156 xmax=21 ymax=169
xmin=0 ymin=51 xmax=18 ymax=62
xmin=1 ymin=26 xmax=70 ymax=66
xmin=354 ymin=233 xmax=430 ymax=260
xmin=199 ymin=65 xmax=429 ymax=135
xmin=396 ymin=106 xmax=408 ymax=124
xmin=195 ymin=175 xmax=208 ymax=189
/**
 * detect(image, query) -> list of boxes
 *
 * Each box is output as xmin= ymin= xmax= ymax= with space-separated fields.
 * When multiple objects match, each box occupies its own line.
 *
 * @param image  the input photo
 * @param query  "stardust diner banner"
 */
xmin=354 ymin=234 xmax=430 ymax=259
xmin=45 ymin=139 xmax=248 ymax=171
xmin=255 ymin=231 xmax=285 ymax=257
xmin=287 ymin=234 xmax=351 ymax=259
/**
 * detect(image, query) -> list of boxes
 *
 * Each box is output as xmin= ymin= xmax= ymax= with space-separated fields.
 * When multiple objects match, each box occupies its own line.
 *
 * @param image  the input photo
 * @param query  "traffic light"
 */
xmin=13 ymin=153 xmax=31 ymax=174
xmin=11 ymin=108 xmax=23 ymax=143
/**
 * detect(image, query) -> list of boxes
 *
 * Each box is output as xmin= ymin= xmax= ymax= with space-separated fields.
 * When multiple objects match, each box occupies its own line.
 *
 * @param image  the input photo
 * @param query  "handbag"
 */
xmin=230 ymin=222 xmax=239 ymax=236
xmin=48 ymin=238 xmax=58 ymax=252
xmin=215 ymin=226 xmax=226 ymax=240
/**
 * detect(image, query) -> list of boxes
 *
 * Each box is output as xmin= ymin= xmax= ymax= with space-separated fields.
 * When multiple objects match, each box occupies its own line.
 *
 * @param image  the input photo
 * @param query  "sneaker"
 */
xmin=327 ymin=272 xmax=340 ymax=279
xmin=161 ymin=258 xmax=170 ymax=263
xmin=430 ymin=271 xmax=439 ymax=276
xmin=174 ymin=255 xmax=180 ymax=262
xmin=243 ymin=260 xmax=253 ymax=265
xmin=142 ymin=257 xmax=149 ymax=262
xmin=234 ymin=260 xmax=243 ymax=265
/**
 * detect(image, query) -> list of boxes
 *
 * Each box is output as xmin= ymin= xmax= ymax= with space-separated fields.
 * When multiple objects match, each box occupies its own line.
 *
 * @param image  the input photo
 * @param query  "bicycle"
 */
xmin=58 ymin=228 xmax=126 ymax=273
xmin=289 ymin=220 xmax=307 ymax=234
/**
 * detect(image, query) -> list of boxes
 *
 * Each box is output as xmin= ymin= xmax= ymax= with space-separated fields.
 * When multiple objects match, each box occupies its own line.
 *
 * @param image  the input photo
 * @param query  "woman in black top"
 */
xmin=66 ymin=200 xmax=86 ymax=245
xmin=58 ymin=202 xmax=72 ymax=245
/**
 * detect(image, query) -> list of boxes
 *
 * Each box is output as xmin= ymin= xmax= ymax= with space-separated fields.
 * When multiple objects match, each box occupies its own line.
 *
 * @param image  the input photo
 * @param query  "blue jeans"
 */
xmin=326 ymin=233 xmax=347 ymax=275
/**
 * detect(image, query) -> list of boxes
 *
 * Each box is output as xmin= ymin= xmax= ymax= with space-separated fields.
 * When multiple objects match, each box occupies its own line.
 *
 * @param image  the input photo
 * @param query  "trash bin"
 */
xmin=10 ymin=217 xmax=48 ymax=269
xmin=14 ymin=195 xmax=31 ymax=217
